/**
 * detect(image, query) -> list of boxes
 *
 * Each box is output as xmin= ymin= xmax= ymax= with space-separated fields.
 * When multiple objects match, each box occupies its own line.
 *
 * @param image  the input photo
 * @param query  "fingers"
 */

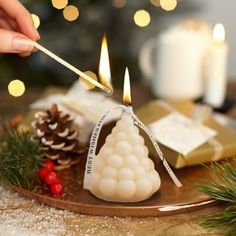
xmin=0 ymin=0 xmax=40 ymax=40
xmin=0 ymin=9 xmax=18 ymax=31
xmin=0 ymin=28 xmax=34 ymax=53
xmin=18 ymin=52 xmax=32 ymax=57
xmin=0 ymin=18 xmax=12 ymax=30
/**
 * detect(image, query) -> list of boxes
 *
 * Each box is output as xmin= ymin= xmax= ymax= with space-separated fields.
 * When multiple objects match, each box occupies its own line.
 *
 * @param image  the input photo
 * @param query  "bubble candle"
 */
xmin=84 ymin=68 xmax=182 ymax=202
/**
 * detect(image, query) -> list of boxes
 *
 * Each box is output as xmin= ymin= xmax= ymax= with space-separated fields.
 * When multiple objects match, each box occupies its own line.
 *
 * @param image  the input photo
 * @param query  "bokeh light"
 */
xmin=160 ymin=0 xmax=177 ymax=11
xmin=79 ymin=71 xmax=98 ymax=90
xmin=8 ymin=80 xmax=25 ymax=97
xmin=31 ymin=14 xmax=40 ymax=29
xmin=134 ymin=10 xmax=151 ymax=27
xmin=51 ymin=0 xmax=68 ymax=9
xmin=63 ymin=5 xmax=79 ymax=21
xmin=150 ymin=0 xmax=160 ymax=7
xmin=113 ymin=0 xmax=126 ymax=8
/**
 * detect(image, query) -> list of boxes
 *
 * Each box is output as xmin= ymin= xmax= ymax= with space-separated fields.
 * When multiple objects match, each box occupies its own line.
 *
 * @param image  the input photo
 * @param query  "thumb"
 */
xmin=0 ymin=29 xmax=34 ymax=53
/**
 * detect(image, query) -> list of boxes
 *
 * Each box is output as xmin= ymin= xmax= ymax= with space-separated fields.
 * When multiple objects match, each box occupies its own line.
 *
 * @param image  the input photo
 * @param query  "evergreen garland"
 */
xmin=197 ymin=160 xmax=236 ymax=235
xmin=0 ymin=130 xmax=43 ymax=189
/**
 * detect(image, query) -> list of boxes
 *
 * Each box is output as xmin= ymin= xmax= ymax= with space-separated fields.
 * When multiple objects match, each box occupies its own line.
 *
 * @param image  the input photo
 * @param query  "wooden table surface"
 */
xmin=1 ymin=82 xmax=235 ymax=235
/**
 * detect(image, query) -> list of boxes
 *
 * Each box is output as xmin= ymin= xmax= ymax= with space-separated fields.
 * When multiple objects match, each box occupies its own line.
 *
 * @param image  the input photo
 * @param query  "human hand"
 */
xmin=0 ymin=0 xmax=40 ymax=56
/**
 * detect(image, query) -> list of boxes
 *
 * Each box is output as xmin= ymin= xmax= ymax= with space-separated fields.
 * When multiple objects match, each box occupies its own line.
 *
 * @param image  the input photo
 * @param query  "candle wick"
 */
xmin=125 ymin=105 xmax=133 ymax=115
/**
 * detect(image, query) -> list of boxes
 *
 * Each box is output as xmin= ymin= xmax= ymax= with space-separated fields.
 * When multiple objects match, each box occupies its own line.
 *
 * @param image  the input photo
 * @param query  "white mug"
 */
xmin=139 ymin=21 xmax=212 ymax=100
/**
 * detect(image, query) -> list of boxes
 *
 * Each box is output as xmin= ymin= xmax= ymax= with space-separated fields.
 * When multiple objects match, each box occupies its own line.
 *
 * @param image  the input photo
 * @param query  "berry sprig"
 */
xmin=39 ymin=160 xmax=63 ymax=195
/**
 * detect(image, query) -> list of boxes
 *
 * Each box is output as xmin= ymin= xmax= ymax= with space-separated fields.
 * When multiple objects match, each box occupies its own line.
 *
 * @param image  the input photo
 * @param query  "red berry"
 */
xmin=44 ymin=171 xmax=59 ymax=185
xmin=43 ymin=160 xmax=54 ymax=171
xmin=51 ymin=183 xmax=63 ymax=195
xmin=39 ymin=168 xmax=49 ymax=180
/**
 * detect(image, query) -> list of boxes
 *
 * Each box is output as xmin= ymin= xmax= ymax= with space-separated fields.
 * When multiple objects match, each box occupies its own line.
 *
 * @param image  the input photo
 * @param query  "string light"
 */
xmin=134 ymin=10 xmax=151 ymax=27
xmin=150 ymin=0 xmax=160 ymax=7
xmin=63 ymin=5 xmax=79 ymax=21
xmin=113 ymin=0 xmax=126 ymax=8
xmin=51 ymin=0 xmax=68 ymax=9
xmin=79 ymin=71 xmax=98 ymax=90
xmin=31 ymin=14 xmax=40 ymax=29
xmin=160 ymin=0 xmax=177 ymax=11
xmin=8 ymin=80 xmax=25 ymax=97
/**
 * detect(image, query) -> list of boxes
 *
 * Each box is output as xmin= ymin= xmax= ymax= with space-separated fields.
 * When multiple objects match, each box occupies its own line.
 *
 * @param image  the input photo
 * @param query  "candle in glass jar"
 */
xmin=203 ymin=23 xmax=228 ymax=108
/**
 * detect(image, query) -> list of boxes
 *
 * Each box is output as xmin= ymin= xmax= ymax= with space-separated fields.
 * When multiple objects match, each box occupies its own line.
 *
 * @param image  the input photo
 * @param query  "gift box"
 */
xmin=135 ymin=100 xmax=236 ymax=169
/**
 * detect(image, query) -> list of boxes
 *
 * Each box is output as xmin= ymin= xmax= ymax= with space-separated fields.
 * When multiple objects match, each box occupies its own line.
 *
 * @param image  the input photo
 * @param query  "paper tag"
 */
xmin=148 ymin=112 xmax=217 ymax=155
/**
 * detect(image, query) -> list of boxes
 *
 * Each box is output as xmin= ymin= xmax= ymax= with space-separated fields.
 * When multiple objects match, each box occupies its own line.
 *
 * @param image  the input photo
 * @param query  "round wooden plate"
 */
xmin=14 ymin=121 xmax=216 ymax=217
xmin=15 ymin=161 xmax=216 ymax=217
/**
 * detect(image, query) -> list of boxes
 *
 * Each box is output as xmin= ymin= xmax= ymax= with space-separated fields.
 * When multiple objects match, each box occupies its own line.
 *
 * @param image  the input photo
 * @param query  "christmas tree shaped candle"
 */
xmin=85 ymin=68 xmax=162 ymax=202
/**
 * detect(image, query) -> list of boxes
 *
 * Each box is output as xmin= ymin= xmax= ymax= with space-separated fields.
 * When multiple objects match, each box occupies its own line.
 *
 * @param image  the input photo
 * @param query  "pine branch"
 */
xmin=196 ymin=160 xmax=236 ymax=234
xmin=0 ymin=130 xmax=43 ymax=189
xmin=197 ymin=161 xmax=236 ymax=203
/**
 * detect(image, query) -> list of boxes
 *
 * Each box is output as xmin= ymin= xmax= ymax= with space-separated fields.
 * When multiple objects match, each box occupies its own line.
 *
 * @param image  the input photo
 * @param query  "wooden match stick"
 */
xmin=32 ymin=41 xmax=113 ymax=95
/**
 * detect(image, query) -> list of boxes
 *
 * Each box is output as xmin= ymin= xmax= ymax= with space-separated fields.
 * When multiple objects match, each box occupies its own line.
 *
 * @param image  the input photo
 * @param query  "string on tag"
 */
xmin=131 ymin=113 xmax=182 ymax=188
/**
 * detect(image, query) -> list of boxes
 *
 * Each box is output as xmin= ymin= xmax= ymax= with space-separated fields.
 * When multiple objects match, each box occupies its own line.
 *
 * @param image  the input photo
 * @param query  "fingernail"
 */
xmin=12 ymin=37 xmax=34 ymax=52
xmin=35 ymin=30 xmax=40 ymax=39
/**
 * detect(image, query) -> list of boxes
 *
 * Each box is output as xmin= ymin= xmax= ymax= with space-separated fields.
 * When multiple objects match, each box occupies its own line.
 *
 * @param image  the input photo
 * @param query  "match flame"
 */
xmin=99 ymin=35 xmax=112 ymax=90
xmin=123 ymin=67 xmax=132 ymax=106
xmin=213 ymin=23 xmax=225 ymax=43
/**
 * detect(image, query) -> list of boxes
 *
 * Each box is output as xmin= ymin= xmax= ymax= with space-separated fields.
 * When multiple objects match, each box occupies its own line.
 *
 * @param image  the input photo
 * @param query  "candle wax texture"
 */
xmin=90 ymin=113 xmax=161 ymax=202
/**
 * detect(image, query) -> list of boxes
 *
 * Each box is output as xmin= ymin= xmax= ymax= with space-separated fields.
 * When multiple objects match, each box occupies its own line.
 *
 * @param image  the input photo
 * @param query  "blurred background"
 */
xmin=0 ymin=0 xmax=235 ymax=94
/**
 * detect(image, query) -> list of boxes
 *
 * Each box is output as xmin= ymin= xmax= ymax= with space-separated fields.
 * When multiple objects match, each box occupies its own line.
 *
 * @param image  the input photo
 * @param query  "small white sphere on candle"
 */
xmin=148 ymin=158 xmax=155 ymax=170
xmin=99 ymin=178 xmax=117 ymax=197
xmin=115 ymin=141 xmax=132 ymax=156
xmin=107 ymin=154 xmax=123 ymax=169
xmin=136 ymin=179 xmax=152 ymax=198
xmin=115 ymin=132 xmax=127 ymax=141
xmin=118 ymin=168 xmax=134 ymax=180
xmin=134 ymin=166 xmax=146 ymax=180
xmin=100 ymin=147 xmax=113 ymax=159
xmin=124 ymin=155 xmax=139 ymax=168
xmin=126 ymin=125 xmax=139 ymax=134
xmin=102 ymin=166 xmax=117 ymax=179
xmin=105 ymin=134 xmax=115 ymax=146
xmin=129 ymin=133 xmax=145 ymax=145
xmin=140 ymin=158 xmax=151 ymax=171
xmin=132 ymin=145 xmax=146 ymax=158
xmin=117 ymin=180 xmax=136 ymax=198
xmin=147 ymin=172 xmax=161 ymax=192
xmin=116 ymin=120 xmax=127 ymax=130
xmin=111 ymin=126 xmax=119 ymax=135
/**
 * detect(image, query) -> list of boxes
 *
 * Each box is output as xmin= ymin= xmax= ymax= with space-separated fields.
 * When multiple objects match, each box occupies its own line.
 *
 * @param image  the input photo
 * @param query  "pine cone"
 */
xmin=32 ymin=104 xmax=85 ymax=170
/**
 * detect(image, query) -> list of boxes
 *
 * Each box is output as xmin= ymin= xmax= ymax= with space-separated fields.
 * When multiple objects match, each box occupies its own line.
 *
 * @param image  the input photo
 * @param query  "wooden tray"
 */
xmin=13 ymin=121 xmax=216 ymax=217
xmin=15 ymin=160 xmax=216 ymax=217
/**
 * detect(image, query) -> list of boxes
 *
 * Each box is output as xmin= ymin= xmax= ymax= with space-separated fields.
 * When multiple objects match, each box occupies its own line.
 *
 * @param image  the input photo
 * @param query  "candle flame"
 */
xmin=213 ymin=23 xmax=225 ymax=43
xmin=99 ymin=35 xmax=112 ymax=90
xmin=123 ymin=67 xmax=132 ymax=106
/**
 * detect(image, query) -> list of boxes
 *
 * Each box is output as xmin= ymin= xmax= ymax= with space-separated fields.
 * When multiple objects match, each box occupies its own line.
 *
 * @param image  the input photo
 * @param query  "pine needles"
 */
xmin=197 ymin=160 xmax=236 ymax=235
xmin=0 ymin=130 xmax=43 ymax=189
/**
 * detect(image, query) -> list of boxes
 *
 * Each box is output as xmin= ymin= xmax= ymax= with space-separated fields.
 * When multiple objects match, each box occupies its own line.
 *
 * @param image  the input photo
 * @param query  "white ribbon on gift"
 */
xmin=83 ymin=105 xmax=182 ymax=190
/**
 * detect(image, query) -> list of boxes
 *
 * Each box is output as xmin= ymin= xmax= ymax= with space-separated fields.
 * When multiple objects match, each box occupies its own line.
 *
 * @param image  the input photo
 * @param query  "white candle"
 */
xmin=203 ymin=23 xmax=228 ymax=108
xmin=90 ymin=68 xmax=161 ymax=202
